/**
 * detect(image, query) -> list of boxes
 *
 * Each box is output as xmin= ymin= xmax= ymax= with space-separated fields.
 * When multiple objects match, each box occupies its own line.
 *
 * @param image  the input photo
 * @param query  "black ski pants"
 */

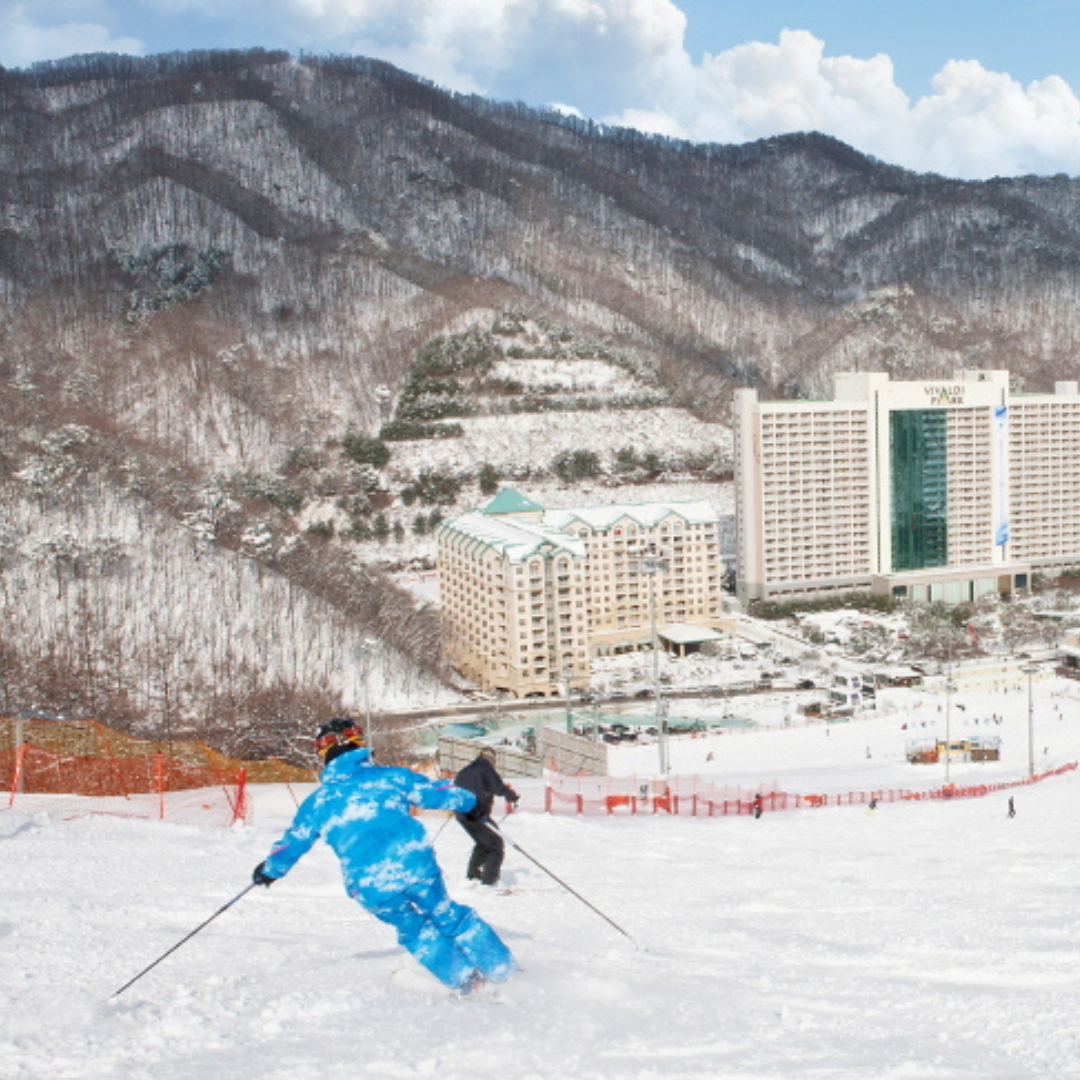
xmin=455 ymin=814 xmax=505 ymax=886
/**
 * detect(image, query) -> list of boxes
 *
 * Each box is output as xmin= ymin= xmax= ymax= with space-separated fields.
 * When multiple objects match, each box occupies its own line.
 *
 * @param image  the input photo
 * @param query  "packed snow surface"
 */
xmin=3 ymin=679 xmax=1080 ymax=1079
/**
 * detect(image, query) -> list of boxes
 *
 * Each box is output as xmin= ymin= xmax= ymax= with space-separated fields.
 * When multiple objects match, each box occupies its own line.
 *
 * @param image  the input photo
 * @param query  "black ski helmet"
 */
xmin=314 ymin=718 xmax=366 ymax=763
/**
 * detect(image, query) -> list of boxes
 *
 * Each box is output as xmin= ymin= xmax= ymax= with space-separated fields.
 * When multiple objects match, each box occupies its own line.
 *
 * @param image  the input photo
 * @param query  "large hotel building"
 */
xmin=734 ymin=369 xmax=1080 ymax=605
xmin=436 ymin=490 xmax=724 ymax=698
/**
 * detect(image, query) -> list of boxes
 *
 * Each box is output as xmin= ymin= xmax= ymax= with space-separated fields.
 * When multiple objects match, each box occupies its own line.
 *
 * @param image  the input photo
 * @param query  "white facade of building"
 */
xmin=437 ymin=490 xmax=724 ymax=697
xmin=735 ymin=369 xmax=1080 ymax=604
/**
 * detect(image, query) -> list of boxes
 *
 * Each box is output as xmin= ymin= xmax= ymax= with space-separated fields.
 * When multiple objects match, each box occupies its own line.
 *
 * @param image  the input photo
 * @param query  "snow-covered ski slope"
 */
xmin=3 ymin=678 xmax=1079 ymax=1079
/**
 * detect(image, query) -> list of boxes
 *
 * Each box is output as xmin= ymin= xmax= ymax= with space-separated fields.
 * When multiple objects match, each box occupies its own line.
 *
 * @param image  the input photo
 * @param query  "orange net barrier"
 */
xmin=520 ymin=761 xmax=1079 ymax=817
xmin=0 ymin=717 xmax=317 ymax=826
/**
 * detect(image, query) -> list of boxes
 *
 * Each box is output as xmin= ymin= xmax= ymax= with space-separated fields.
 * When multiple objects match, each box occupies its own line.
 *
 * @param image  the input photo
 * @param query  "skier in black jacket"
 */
xmin=454 ymin=747 xmax=520 ymax=887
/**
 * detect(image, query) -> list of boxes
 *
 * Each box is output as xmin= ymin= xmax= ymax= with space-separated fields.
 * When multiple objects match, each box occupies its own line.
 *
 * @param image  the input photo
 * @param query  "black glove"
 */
xmin=506 ymin=788 xmax=520 ymax=805
xmin=252 ymin=860 xmax=278 ymax=887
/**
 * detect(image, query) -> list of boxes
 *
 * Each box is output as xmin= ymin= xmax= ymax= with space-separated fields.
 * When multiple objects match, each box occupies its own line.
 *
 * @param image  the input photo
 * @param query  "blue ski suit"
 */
xmin=260 ymin=748 xmax=514 ymax=990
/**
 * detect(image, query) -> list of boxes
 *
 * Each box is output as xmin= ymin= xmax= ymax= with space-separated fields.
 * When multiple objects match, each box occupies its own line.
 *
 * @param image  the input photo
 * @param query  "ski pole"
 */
xmin=486 ymin=819 xmax=641 ymax=949
xmin=112 ymin=883 xmax=257 ymax=998
xmin=430 ymin=805 xmax=508 ymax=846
xmin=430 ymin=812 xmax=454 ymax=843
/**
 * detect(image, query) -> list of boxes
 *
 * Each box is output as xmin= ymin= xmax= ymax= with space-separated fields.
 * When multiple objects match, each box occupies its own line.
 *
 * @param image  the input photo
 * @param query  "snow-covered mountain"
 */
xmin=8 ymin=48 xmax=1080 ymax=753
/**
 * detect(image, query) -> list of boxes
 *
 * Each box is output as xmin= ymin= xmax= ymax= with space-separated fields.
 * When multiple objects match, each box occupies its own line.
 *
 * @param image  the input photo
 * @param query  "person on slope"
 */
xmin=454 ymin=747 xmax=520 ymax=888
xmin=251 ymin=718 xmax=514 ymax=995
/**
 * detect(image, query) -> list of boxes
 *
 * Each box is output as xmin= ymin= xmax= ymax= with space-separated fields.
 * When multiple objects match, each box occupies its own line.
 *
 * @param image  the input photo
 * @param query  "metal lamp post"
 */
xmin=1023 ymin=662 xmax=1039 ymax=779
xmin=634 ymin=544 xmax=670 ymax=774
xmin=562 ymin=666 xmax=578 ymax=735
xmin=943 ymin=665 xmax=955 ymax=786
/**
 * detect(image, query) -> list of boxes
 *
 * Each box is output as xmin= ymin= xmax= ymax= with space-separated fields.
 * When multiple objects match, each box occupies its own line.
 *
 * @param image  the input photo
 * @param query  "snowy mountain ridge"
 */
xmin=9 ymin=48 xmax=1080 ymax=755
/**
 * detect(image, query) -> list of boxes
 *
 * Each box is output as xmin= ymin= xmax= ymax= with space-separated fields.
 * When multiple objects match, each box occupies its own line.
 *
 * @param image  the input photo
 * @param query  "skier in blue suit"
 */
xmin=252 ymin=718 xmax=514 ymax=994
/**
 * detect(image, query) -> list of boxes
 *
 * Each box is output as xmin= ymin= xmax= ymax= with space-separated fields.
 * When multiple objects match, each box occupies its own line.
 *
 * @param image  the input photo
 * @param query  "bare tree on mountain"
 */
xmin=6 ymin=48 xmax=1080 ymax=743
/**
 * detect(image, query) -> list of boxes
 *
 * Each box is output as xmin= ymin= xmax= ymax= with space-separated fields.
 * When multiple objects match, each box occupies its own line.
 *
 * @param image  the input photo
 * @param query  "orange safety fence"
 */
xmin=5 ymin=716 xmax=1074 ymax=825
xmin=784 ymin=761 xmax=1078 ymax=811
xmin=0 ymin=716 xmax=317 ymax=827
xmin=514 ymin=761 xmax=1078 ymax=818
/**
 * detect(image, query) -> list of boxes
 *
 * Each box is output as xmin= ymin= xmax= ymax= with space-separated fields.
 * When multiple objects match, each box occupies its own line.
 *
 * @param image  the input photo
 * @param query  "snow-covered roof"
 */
xmin=871 ymin=665 xmax=923 ymax=679
xmin=543 ymin=498 xmax=718 ymax=532
xmin=482 ymin=488 xmax=544 ymax=516
xmin=659 ymin=624 xmax=725 ymax=645
xmin=442 ymin=493 xmax=717 ymax=565
xmin=438 ymin=511 xmax=586 ymax=563
xmin=797 ymin=609 xmax=863 ymax=627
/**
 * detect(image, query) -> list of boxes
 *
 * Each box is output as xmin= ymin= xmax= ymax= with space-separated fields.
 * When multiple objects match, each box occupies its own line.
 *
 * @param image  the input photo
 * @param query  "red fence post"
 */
xmin=8 ymin=744 xmax=27 ymax=807
xmin=231 ymin=768 xmax=248 ymax=824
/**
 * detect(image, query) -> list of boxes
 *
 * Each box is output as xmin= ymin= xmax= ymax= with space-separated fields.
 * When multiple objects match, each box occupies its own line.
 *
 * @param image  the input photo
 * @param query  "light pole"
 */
xmin=657 ymin=697 xmax=671 ymax=773
xmin=943 ymin=662 xmax=955 ymax=786
xmin=1023 ymin=662 xmax=1038 ymax=779
xmin=562 ymin=667 xmax=574 ymax=734
xmin=634 ymin=544 xmax=670 ymax=774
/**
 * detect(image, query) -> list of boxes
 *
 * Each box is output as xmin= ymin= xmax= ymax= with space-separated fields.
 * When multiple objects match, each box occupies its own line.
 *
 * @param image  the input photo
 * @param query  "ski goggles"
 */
xmin=315 ymin=725 xmax=366 ymax=756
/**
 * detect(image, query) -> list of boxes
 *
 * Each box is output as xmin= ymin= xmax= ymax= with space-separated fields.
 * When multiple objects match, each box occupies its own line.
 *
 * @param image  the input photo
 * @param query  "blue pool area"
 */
xmin=442 ymin=721 xmax=488 ymax=739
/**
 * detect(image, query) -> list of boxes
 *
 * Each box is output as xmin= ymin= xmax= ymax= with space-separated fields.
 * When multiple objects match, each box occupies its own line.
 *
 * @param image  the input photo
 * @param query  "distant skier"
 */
xmin=752 ymin=793 xmax=764 ymax=819
xmin=454 ymin=747 xmax=520 ymax=887
xmin=251 ymin=718 xmax=513 ymax=995
xmin=1008 ymin=796 xmax=1016 ymax=818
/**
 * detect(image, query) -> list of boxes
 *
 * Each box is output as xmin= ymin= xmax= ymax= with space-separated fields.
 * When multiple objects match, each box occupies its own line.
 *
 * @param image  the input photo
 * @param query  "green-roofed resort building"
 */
xmin=435 ymin=491 xmax=726 ymax=698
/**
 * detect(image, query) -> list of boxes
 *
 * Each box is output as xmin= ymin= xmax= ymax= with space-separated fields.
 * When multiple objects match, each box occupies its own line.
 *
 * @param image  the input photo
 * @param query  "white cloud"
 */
xmin=280 ymin=1 xmax=1080 ymax=178
xmin=0 ymin=3 xmax=143 ymax=68
xmin=638 ymin=29 xmax=1080 ymax=179
xmin=908 ymin=64 xmax=1080 ymax=177
xmin=332 ymin=0 xmax=695 ymax=119
xmin=664 ymin=29 xmax=918 ymax=159
xmin=548 ymin=101 xmax=585 ymax=119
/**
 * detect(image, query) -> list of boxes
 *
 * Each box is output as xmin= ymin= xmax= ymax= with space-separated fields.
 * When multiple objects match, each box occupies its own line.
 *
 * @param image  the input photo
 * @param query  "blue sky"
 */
xmin=678 ymin=1 xmax=1080 ymax=100
xmin=4 ymin=0 xmax=1080 ymax=180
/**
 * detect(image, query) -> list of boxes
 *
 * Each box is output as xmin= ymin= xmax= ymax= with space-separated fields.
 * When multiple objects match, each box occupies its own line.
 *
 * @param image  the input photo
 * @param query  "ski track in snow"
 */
xmin=2 ymin=681 xmax=1080 ymax=1079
